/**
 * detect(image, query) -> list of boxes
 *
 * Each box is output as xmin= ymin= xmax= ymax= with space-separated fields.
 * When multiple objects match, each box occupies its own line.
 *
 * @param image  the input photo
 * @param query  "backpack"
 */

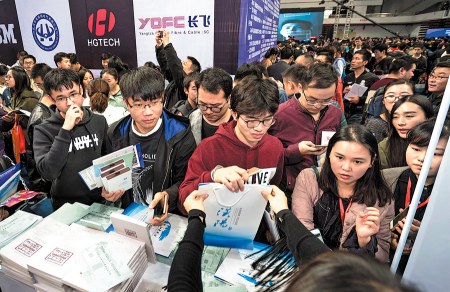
xmin=363 ymin=85 xmax=385 ymax=124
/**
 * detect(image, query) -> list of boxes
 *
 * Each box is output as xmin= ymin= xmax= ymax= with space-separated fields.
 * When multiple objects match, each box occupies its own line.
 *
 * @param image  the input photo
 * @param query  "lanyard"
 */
xmin=339 ymin=197 xmax=353 ymax=226
xmin=405 ymin=177 xmax=431 ymax=209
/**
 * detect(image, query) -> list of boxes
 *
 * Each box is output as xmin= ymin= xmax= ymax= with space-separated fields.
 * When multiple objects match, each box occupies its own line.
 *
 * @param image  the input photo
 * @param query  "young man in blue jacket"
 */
xmin=104 ymin=67 xmax=196 ymax=224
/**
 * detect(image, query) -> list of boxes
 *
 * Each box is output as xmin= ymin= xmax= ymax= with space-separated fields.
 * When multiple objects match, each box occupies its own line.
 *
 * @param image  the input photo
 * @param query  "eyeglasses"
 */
xmin=239 ymin=116 xmax=275 ymax=129
xmin=302 ymin=91 xmax=333 ymax=106
xmin=198 ymin=102 xmax=228 ymax=113
xmin=127 ymin=99 xmax=162 ymax=111
xmin=429 ymin=73 xmax=449 ymax=81
xmin=55 ymin=92 xmax=82 ymax=103
xmin=384 ymin=94 xmax=409 ymax=102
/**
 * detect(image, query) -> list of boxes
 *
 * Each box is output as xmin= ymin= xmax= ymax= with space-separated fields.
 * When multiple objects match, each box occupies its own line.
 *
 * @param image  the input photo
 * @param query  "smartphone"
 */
xmin=390 ymin=206 xmax=410 ymax=231
xmin=157 ymin=31 xmax=163 ymax=38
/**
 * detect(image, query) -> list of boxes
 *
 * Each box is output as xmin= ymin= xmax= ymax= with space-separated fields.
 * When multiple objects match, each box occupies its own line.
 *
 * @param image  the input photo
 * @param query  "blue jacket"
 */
xmin=107 ymin=109 xmax=196 ymax=211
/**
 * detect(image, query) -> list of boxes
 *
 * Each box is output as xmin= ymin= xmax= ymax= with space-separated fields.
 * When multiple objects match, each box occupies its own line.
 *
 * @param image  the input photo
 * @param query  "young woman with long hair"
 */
xmin=378 ymin=95 xmax=434 ymax=169
xmin=365 ymin=80 xmax=414 ymax=142
xmin=292 ymin=124 xmax=394 ymax=262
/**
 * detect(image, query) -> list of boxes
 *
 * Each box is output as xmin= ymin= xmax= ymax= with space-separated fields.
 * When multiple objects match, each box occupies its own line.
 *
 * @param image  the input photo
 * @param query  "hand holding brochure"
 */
xmin=199 ymin=183 xmax=271 ymax=249
xmin=344 ymin=83 xmax=368 ymax=100
xmin=79 ymin=144 xmax=143 ymax=192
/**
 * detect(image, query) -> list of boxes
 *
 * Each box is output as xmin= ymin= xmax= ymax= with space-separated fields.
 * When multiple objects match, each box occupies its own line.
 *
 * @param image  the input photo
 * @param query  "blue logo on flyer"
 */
xmin=32 ymin=13 xmax=59 ymax=51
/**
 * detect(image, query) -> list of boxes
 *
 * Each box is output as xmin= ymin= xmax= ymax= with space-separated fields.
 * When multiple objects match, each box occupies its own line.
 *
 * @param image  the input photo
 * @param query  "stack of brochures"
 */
xmin=0 ymin=217 xmax=70 ymax=287
xmin=0 ymin=210 xmax=43 ymax=249
xmin=117 ymin=202 xmax=188 ymax=258
xmin=75 ymin=202 xmax=123 ymax=231
xmin=0 ymin=215 xmax=149 ymax=291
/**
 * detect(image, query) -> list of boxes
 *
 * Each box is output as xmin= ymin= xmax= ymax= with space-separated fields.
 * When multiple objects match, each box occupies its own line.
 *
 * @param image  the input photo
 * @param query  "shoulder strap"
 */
xmin=311 ymin=165 xmax=319 ymax=180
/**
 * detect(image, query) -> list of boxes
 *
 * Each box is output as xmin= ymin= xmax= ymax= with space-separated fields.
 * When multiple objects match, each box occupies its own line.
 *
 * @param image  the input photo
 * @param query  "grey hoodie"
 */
xmin=33 ymin=107 xmax=109 ymax=209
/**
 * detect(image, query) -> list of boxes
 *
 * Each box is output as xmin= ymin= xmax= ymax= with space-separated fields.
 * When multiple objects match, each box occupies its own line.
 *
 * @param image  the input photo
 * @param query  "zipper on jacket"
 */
xmin=161 ymin=148 xmax=173 ymax=192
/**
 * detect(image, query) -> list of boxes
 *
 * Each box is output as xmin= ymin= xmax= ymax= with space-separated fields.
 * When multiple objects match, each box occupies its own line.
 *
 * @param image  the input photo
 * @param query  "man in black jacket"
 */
xmin=104 ymin=67 xmax=196 ymax=224
xmin=33 ymin=69 xmax=109 ymax=209
xmin=155 ymin=30 xmax=201 ymax=110
xmin=267 ymin=46 xmax=294 ymax=82
xmin=26 ymin=63 xmax=53 ymax=193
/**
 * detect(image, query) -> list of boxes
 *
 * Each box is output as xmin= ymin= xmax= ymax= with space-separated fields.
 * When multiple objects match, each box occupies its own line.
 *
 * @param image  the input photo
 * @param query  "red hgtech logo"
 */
xmin=88 ymin=9 xmax=115 ymax=37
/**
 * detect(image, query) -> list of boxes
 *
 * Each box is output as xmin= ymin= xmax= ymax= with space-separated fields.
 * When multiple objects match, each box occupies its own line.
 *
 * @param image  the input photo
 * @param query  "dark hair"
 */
xmin=316 ymin=51 xmax=333 ymax=64
xmin=382 ymin=79 xmax=414 ymax=116
xmin=282 ymin=64 xmax=308 ymax=84
xmin=196 ymin=67 xmax=233 ymax=99
xmin=296 ymin=53 xmax=315 ymax=67
xmin=120 ymin=67 xmax=164 ymax=102
xmin=23 ymin=55 xmax=36 ymax=64
xmin=354 ymin=49 xmax=371 ymax=62
xmin=143 ymin=61 xmax=161 ymax=72
xmin=78 ymin=69 xmax=94 ymax=97
xmin=264 ymin=47 xmax=278 ymax=59
xmin=234 ymin=63 xmax=261 ymax=83
xmin=8 ymin=67 xmax=32 ymax=98
xmin=250 ymin=61 xmax=269 ymax=78
xmin=286 ymin=252 xmax=416 ymax=292
xmin=388 ymin=55 xmax=417 ymax=74
xmin=280 ymin=47 xmax=294 ymax=59
xmin=89 ymin=78 xmax=109 ymax=113
xmin=17 ymin=50 xmax=28 ymax=57
xmin=53 ymin=52 xmax=70 ymax=66
xmin=30 ymin=63 xmax=52 ymax=80
xmin=183 ymin=72 xmax=198 ymax=90
xmin=187 ymin=56 xmax=201 ymax=73
xmin=230 ymin=75 xmax=279 ymax=116
xmin=408 ymin=118 xmax=450 ymax=147
xmin=101 ymin=52 xmax=112 ymax=61
xmin=434 ymin=60 xmax=450 ymax=70
xmin=386 ymin=95 xmax=435 ymax=167
xmin=373 ymin=43 xmax=388 ymax=54
xmin=44 ymin=68 xmax=80 ymax=97
xmin=108 ymin=55 xmax=130 ymax=78
xmin=301 ymin=62 xmax=338 ymax=90
xmin=319 ymin=124 xmax=392 ymax=206
xmin=0 ymin=64 xmax=8 ymax=76
xmin=102 ymin=68 xmax=119 ymax=82
xmin=68 ymin=53 xmax=78 ymax=64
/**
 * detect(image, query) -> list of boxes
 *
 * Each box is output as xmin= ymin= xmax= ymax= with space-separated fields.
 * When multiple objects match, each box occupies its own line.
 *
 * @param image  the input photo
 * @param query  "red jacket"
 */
xmin=179 ymin=120 xmax=284 ymax=214
xmin=269 ymin=97 xmax=342 ymax=195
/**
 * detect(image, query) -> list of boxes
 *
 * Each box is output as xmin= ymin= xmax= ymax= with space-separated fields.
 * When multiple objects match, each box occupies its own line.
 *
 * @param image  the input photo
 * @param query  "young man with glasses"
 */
xmin=189 ymin=67 xmax=233 ymax=145
xmin=269 ymin=63 xmax=342 ymax=205
xmin=33 ymin=69 xmax=109 ymax=210
xmin=427 ymin=61 xmax=450 ymax=119
xmin=179 ymin=75 xmax=283 ymax=215
xmin=105 ymin=67 xmax=196 ymax=224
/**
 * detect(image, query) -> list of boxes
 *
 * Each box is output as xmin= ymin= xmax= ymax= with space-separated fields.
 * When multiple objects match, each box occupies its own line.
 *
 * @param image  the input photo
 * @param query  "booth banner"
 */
xmin=133 ymin=0 xmax=214 ymax=69
xmin=15 ymin=0 xmax=75 ymax=67
xmin=0 ymin=0 xmax=24 ymax=66
xmin=69 ymin=0 xmax=138 ymax=69
xmin=238 ymin=0 xmax=280 ymax=66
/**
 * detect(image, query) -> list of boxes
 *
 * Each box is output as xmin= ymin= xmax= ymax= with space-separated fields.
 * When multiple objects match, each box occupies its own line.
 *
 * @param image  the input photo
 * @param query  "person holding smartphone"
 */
xmin=292 ymin=124 xmax=394 ymax=262
xmin=391 ymin=119 xmax=449 ymax=274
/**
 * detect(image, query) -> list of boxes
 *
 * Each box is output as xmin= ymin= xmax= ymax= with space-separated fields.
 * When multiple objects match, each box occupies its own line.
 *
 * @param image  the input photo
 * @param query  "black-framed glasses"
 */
xmin=198 ymin=102 xmax=228 ymax=113
xmin=55 ymin=92 xmax=82 ymax=103
xmin=127 ymin=99 xmax=163 ymax=111
xmin=429 ymin=73 xmax=449 ymax=81
xmin=239 ymin=116 xmax=275 ymax=129
xmin=302 ymin=91 xmax=333 ymax=106
xmin=384 ymin=93 xmax=410 ymax=103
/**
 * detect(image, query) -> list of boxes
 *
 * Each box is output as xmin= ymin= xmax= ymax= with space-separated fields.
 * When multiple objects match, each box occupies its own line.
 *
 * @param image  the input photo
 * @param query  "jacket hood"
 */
xmin=215 ymin=120 xmax=269 ymax=150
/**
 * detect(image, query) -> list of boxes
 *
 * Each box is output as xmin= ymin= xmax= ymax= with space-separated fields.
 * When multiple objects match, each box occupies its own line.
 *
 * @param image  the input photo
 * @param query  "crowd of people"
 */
xmin=1 ymin=31 xmax=449 ymax=291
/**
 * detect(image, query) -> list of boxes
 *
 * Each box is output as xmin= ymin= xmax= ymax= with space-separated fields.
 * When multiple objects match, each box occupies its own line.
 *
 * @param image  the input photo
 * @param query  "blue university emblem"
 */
xmin=32 ymin=13 xmax=59 ymax=51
